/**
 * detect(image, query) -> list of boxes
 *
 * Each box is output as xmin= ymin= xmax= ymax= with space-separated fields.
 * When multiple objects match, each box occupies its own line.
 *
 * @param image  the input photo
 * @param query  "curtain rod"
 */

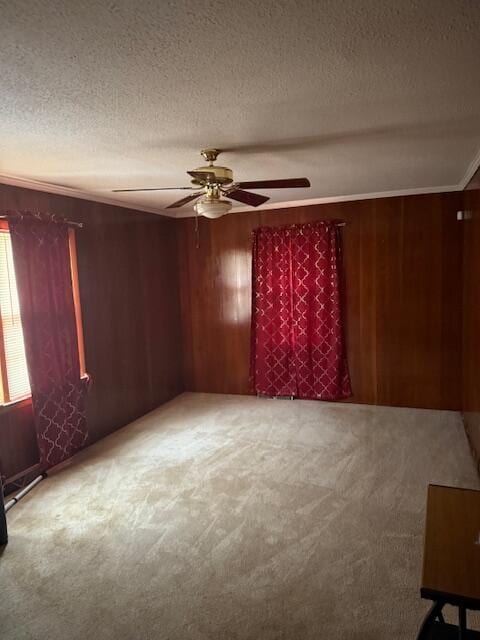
xmin=0 ymin=215 xmax=83 ymax=228
xmin=1 ymin=215 xmax=344 ymax=229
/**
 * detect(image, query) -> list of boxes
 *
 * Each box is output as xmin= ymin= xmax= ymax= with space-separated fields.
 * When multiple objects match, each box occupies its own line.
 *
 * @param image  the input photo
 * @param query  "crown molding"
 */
xmin=459 ymin=146 xmax=480 ymax=190
xmin=175 ymin=145 xmax=480 ymax=217
xmin=2 ymin=148 xmax=480 ymax=220
xmin=0 ymin=173 xmax=167 ymax=217
xmin=173 ymin=184 xmax=461 ymax=217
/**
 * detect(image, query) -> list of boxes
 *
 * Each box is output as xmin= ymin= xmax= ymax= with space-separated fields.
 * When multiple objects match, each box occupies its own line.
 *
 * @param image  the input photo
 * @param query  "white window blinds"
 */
xmin=0 ymin=230 xmax=31 ymax=403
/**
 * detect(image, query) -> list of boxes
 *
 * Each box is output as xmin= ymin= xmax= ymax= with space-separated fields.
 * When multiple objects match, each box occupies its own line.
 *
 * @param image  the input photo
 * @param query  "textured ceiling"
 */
xmin=1 ymin=0 xmax=480 ymax=217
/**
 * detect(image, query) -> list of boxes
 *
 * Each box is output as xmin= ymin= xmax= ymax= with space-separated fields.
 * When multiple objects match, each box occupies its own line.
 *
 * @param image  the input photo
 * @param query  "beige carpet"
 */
xmin=1 ymin=392 xmax=479 ymax=639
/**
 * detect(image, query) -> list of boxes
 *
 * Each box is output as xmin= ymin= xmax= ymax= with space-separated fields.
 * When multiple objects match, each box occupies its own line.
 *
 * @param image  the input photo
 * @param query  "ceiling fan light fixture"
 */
xmin=111 ymin=149 xmax=311 ymax=214
xmin=194 ymin=198 xmax=232 ymax=219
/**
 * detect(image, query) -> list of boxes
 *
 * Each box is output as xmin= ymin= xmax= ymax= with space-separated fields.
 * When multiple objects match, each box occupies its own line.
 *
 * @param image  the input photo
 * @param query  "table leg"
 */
xmin=416 ymin=601 xmax=445 ymax=639
xmin=458 ymin=607 xmax=467 ymax=639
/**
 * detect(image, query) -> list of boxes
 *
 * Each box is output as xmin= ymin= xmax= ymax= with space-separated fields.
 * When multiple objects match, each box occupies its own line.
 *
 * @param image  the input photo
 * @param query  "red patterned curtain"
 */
xmin=250 ymin=220 xmax=351 ymax=400
xmin=7 ymin=211 xmax=88 ymax=469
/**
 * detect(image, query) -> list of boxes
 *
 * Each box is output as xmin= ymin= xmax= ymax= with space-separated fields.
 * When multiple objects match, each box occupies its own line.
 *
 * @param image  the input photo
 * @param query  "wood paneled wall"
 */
xmin=0 ymin=183 xmax=469 ymax=480
xmin=177 ymin=192 xmax=463 ymax=410
xmin=0 ymin=184 xmax=183 ymax=480
xmin=462 ymin=167 xmax=480 ymax=470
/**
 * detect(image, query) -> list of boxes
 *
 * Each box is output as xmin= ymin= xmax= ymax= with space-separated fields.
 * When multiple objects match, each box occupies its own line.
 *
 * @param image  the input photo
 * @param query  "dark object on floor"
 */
xmin=0 ymin=476 xmax=7 ymax=545
xmin=0 ymin=473 xmax=46 ymax=547
xmin=416 ymin=484 xmax=480 ymax=638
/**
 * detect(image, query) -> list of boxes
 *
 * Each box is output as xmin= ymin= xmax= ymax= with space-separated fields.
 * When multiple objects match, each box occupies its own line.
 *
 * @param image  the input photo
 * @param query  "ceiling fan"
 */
xmin=112 ymin=149 xmax=311 ymax=218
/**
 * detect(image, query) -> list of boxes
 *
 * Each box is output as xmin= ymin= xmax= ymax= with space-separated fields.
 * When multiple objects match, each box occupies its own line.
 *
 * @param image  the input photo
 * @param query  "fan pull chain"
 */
xmin=195 ymin=207 xmax=200 ymax=249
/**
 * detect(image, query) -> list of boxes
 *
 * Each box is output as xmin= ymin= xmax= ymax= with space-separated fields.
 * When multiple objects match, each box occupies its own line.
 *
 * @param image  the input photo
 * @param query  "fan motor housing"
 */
xmin=190 ymin=165 xmax=233 ymax=186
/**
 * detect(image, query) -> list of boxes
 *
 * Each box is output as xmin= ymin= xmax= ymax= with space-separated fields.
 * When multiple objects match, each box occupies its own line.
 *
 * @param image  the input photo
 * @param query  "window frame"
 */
xmin=0 ymin=281 xmax=10 ymax=403
xmin=68 ymin=228 xmax=87 ymax=378
xmin=0 ymin=222 xmax=86 ymax=406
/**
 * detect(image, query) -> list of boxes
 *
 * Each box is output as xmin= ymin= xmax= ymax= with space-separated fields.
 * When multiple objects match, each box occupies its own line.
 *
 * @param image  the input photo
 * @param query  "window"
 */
xmin=0 ymin=225 xmax=30 ymax=403
xmin=0 ymin=223 xmax=86 ymax=405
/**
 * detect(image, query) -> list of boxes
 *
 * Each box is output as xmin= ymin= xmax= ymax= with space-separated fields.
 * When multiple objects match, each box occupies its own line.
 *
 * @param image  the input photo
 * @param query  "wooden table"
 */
xmin=417 ymin=484 xmax=480 ymax=639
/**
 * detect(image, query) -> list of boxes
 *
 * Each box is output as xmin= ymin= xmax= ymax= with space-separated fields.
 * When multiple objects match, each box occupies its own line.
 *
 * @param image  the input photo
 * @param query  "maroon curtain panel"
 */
xmin=250 ymin=220 xmax=351 ymax=400
xmin=7 ymin=211 xmax=88 ymax=469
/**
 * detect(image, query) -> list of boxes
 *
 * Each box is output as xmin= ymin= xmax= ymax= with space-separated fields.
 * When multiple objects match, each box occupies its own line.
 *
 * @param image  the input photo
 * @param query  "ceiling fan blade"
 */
xmin=187 ymin=170 xmax=217 ymax=183
xmin=112 ymin=186 xmax=194 ymax=192
xmin=235 ymin=178 xmax=311 ymax=190
xmin=225 ymin=189 xmax=270 ymax=207
xmin=166 ymin=192 xmax=203 ymax=209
